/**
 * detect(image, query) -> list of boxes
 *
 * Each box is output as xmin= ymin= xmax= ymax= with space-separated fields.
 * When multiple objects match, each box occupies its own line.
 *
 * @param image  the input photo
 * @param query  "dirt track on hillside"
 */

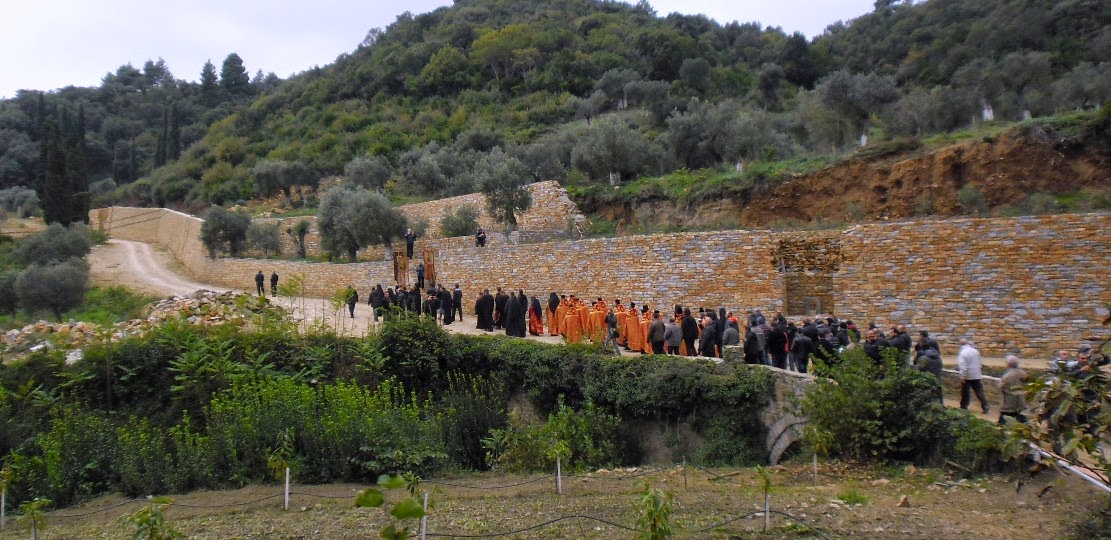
xmin=87 ymin=239 xmax=565 ymax=343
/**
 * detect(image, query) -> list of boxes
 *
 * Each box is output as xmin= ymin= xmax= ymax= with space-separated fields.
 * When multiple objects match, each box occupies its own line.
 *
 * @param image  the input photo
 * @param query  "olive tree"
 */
xmin=199 ymin=206 xmax=251 ymax=258
xmin=317 ymin=185 xmax=406 ymax=262
xmin=253 ymin=159 xmax=315 ymax=207
xmin=246 ymin=221 xmax=282 ymax=257
xmin=16 ymin=257 xmax=89 ymax=320
xmin=286 ymin=219 xmax=311 ymax=259
xmin=343 ymin=155 xmax=391 ymax=191
xmin=474 ymin=148 xmax=531 ymax=230
xmin=13 ymin=223 xmax=91 ymax=266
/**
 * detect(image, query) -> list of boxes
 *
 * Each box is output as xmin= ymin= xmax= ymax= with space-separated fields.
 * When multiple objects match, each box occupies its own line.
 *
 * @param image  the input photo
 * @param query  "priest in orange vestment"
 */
xmin=624 ymin=304 xmax=643 ymax=353
xmin=563 ymin=311 xmax=582 ymax=344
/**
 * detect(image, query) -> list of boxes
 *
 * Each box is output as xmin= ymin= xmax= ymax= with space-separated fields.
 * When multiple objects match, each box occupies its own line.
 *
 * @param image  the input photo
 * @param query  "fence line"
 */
xmin=24 ymin=465 xmax=834 ymax=539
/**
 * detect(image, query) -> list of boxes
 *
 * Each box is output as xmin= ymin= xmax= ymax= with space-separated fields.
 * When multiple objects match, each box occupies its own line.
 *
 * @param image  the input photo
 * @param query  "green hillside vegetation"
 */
xmin=1 ymin=0 xmax=1109 ymax=215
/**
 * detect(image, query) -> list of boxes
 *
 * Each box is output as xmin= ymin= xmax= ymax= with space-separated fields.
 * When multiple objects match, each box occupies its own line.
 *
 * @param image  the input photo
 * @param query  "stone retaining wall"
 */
xmin=835 ymin=214 xmax=1111 ymax=356
xmin=93 ymin=205 xmax=1111 ymax=356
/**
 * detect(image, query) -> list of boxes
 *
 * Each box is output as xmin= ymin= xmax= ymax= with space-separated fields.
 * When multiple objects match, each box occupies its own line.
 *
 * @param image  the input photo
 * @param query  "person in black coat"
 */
xmin=791 ymin=331 xmax=815 ymax=373
xmin=802 ymin=320 xmax=819 ymax=341
xmin=255 ymin=271 xmax=265 ymax=296
xmin=766 ymin=324 xmax=789 ymax=369
xmin=743 ymin=327 xmax=763 ymax=364
xmin=916 ymin=348 xmax=944 ymax=403
xmin=715 ymin=307 xmax=727 ymax=357
xmin=698 ymin=316 xmax=717 ymax=358
xmin=813 ymin=331 xmax=840 ymax=368
xmin=269 ymin=272 xmax=279 ymax=296
xmin=439 ymin=286 xmax=454 ymax=325
xmin=409 ymin=284 xmax=422 ymax=313
xmin=888 ymin=324 xmax=912 ymax=363
xmin=369 ymin=284 xmax=386 ymax=321
xmin=681 ymin=308 xmax=699 ymax=357
xmin=452 ymin=284 xmax=464 ymax=322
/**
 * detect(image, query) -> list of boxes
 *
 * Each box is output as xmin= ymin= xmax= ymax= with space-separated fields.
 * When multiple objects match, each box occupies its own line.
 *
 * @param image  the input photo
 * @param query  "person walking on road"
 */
xmin=269 ymin=272 xmax=278 ymax=296
xmin=998 ymin=355 xmax=1028 ymax=424
xmin=345 ymin=286 xmax=359 ymax=318
xmin=255 ymin=270 xmax=265 ymax=296
xmin=958 ymin=338 xmax=989 ymax=414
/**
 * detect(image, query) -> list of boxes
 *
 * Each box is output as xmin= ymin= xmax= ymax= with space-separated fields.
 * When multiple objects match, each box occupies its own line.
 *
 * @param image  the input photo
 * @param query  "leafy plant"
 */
xmin=120 ymin=496 xmax=184 ymax=540
xmin=634 ymin=481 xmax=675 ymax=540
xmin=483 ymin=398 xmax=619 ymax=473
xmin=267 ymin=427 xmax=297 ymax=481
xmin=18 ymin=497 xmax=51 ymax=540
xmin=355 ymin=473 xmax=427 ymax=540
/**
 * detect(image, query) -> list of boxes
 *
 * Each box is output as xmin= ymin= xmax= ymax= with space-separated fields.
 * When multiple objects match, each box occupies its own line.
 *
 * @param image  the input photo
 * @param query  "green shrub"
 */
xmin=483 ymin=399 xmax=621 ymax=473
xmin=38 ymin=407 xmax=118 ymax=505
xmin=802 ymin=347 xmax=951 ymax=463
xmin=439 ymin=204 xmax=480 ymax=237
xmin=958 ymin=182 xmax=988 ymax=214
xmin=377 ymin=315 xmax=453 ymax=392
xmin=439 ymin=374 xmax=507 ymax=470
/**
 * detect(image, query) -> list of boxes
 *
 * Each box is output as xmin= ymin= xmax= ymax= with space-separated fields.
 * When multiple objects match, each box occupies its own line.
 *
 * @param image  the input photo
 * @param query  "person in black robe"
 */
xmin=409 ymin=284 xmax=422 ymax=314
xmin=516 ymin=289 xmax=529 ymax=337
xmin=493 ymin=287 xmax=508 ymax=329
xmin=476 ymin=289 xmax=495 ymax=331
xmin=503 ymin=292 xmax=519 ymax=336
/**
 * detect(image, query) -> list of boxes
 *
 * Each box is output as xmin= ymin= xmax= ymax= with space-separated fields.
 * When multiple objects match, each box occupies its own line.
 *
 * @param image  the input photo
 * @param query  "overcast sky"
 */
xmin=0 ymin=0 xmax=876 ymax=99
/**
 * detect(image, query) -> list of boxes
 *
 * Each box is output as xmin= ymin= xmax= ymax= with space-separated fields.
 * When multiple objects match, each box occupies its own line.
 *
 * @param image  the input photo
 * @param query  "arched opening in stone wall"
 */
xmin=773 ymin=234 xmax=843 ymax=317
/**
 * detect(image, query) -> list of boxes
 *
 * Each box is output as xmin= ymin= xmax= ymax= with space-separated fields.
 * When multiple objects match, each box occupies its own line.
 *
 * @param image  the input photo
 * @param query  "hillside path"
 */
xmin=88 ymin=239 xmax=565 ymax=343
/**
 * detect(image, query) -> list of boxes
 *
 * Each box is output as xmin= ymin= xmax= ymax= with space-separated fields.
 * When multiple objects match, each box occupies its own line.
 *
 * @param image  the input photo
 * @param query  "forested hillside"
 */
xmin=1 ymin=0 xmax=1109 ymax=214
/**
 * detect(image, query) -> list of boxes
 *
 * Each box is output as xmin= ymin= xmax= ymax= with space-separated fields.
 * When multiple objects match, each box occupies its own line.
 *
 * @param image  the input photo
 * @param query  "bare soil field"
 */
xmin=23 ymin=462 xmax=1102 ymax=539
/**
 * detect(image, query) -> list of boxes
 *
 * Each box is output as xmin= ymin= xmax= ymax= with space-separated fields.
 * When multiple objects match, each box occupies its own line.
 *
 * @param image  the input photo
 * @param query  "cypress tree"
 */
xmin=39 ymin=119 xmax=68 ymax=224
xmin=67 ymin=104 xmax=90 ymax=224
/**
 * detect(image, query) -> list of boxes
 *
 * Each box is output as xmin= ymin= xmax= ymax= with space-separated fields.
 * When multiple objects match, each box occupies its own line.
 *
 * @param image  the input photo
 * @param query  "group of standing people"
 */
xmin=254 ymin=270 xmax=279 ymax=297
xmin=472 ymin=287 xmax=545 ymax=337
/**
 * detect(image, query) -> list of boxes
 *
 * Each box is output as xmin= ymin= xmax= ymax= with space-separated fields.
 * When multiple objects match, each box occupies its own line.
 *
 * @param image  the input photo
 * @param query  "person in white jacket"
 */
xmin=957 ymin=338 xmax=989 ymax=414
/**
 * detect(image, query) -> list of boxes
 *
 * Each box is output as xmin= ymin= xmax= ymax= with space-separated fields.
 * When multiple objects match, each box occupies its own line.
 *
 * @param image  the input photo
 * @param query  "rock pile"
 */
xmin=1 ymin=290 xmax=284 ymax=360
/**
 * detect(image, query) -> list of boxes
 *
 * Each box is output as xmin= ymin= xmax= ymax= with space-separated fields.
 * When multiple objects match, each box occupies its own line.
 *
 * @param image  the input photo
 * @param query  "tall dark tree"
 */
xmin=38 ymin=118 xmax=68 ymax=224
xmin=779 ymin=32 xmax=818 ymax=88
xmin=220 ymin=53 xmax=251 ymax=97
xmin=65 ymin=104 xmax=90 ymax=224
xmin=200 ymin=59 xmax=219 ymax=104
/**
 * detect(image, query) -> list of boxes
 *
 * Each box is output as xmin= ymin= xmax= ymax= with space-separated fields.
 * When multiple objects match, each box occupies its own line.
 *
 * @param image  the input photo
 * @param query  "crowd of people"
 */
xmin=255 ymin=265 xmax=1106 ymax=428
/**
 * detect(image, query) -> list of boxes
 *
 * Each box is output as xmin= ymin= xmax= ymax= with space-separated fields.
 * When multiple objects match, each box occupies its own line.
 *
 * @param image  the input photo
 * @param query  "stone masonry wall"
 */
xmin=94 ymin=206 xmax=1111 ymax=356
xmin=835 ymin=214 xmax=1111 ymax=356
xmin=253 ymin=181 xmax=585 ymax=259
